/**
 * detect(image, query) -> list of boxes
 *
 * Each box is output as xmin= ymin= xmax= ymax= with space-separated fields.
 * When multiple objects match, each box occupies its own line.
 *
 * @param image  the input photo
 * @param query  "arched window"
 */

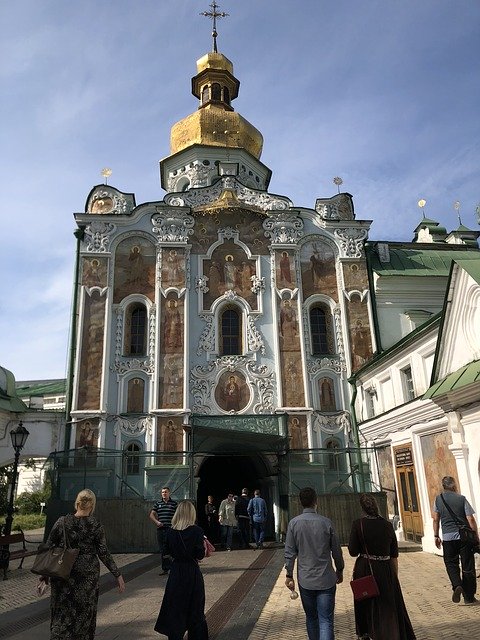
xmin=223 ymin=86 xmax=230 ymax=105
xmin=220 ymin=307 xmax=241 ymax=355
xmin=201 ymin=85 xmax=209 ymax=104
xmin=127 ymin=378 xmax=145 ymax=413
xmin=124 ymin=442 xmax=141 ymax=475
xmin=211 ymin=83 xmax=221 ymax=101
xmin=310 ymin=305 xmax=334 ymax=355
xmin=124 ymin=304 xmax=147 ymax=356
xmin=325 ymin=438 xmax=341 ymax=471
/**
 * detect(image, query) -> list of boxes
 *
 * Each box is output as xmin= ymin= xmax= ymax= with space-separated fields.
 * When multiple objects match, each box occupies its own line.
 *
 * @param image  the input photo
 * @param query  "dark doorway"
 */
xmin=196 ymin=454 xmax=272 ymax=541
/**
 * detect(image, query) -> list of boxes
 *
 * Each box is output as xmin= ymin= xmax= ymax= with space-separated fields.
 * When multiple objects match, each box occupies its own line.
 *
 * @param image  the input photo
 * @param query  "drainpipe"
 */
xmin=64 ymin=227 xmax=85 ymax=451
xmin=348 ymin=375 xmax=366 ymax=492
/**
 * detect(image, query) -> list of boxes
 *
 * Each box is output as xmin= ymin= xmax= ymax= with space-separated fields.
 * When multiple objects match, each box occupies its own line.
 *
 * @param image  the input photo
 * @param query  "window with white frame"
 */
xmin=400 ymin=366 xmax=415 ymax=402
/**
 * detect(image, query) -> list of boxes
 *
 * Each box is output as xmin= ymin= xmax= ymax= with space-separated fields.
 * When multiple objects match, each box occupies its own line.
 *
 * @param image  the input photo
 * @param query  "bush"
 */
xmin=15 ymin=488 xmax=50 ymax=515
xmin=0 ymin=513 xmax=46 ymax=532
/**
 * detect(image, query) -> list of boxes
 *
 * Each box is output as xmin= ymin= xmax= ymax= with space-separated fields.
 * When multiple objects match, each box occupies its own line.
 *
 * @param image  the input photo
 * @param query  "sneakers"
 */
xmin=452 ymin=585 xmax=463 ymax=603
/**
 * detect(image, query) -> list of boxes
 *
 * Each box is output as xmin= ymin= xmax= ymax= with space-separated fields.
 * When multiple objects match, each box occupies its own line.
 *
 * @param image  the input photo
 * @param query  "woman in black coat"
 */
xmin=348 ymin=494 xmax=416 ymax=640
xmin=154 ymin=500 xmax=208 ymax=640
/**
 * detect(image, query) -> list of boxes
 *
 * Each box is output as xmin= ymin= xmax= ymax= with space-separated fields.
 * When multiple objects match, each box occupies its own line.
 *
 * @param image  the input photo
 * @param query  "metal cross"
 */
xmin=200 ymin=1 xmax=229 ymax=53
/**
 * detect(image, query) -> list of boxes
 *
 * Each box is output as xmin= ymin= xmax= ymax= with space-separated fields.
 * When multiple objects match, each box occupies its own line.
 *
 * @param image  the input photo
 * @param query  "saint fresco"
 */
xmin=275 ymin=250 xmax=295 ymax=289
xmin=156 ymin=417 xmax=184 ymax=464
xmin=160 ymin=353 xmax=183 ymax=408
xmin=161 ymin=248 xmax=185 ymax=288
xmin=288 ymin=415 xmax=308 ymax=450
xmin=77 ymin=291 xmax=105 ymax=410
xmin=319 ymin=377 xmax=337 ymax=412
xmin=279 ymin=299 xmax=300 ymax=351
xmin=214 ymin=371 xmax=249 ymax=412
xmin=347 ymin=296 xmax=373 ymax=372
xmin=126 ymin=378 xmax=145 ymax=413
xmin=113 ymin=237 xmax=155 ymax=303
xmin=82 ymin=257 xmax=108 ymax=288
xmin=420 ymin=431 xmax=458 ymax=516
xmin=300 ymin=240 xmax=338 ymax=300
xmin=203 ymin=240 xmax=257 ymax=310
xmin=280 ymin=353 xmax=305 ymax=407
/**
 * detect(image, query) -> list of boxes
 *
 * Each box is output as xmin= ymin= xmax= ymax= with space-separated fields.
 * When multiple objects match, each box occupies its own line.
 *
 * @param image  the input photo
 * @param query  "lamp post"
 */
xmin=1 ymin=421 xmax=29 ymax=575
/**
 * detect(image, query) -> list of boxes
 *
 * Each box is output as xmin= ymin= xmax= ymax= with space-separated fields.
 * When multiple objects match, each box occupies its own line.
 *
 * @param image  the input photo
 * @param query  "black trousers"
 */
xmin=442 ymin=539 xmax=476 ymax=601
xmin=157 ymin=527 xmax=172 ymax=572
xmin=237 ymin=517 xmax=251 ymax=547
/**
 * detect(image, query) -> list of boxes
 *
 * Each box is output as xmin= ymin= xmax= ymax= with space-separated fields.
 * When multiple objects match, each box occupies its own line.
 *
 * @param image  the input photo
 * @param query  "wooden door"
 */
xmin=394 ymin=446 xmax=423 ymax=543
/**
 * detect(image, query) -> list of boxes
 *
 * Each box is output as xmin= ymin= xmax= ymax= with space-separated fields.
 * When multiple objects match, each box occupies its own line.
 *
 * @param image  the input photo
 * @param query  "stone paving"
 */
xmin=0 ymin=532 xmax=479 ymax=639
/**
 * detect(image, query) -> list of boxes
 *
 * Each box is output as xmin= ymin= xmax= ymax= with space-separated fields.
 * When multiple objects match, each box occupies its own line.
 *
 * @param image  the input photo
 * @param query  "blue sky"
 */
xmin=1 ymin=0 xmax=479 ymax=380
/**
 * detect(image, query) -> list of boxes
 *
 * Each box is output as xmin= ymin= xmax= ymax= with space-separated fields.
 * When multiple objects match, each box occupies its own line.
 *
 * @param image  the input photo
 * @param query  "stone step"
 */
xmin=398 ymin=540 xmax=423 ymax=552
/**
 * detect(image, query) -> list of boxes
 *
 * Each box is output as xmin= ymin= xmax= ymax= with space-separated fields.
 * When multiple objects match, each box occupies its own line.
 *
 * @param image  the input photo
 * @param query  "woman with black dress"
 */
xmin=154 ymin=500 xmax=209 ymax=640
xmin=348 ymin=494 xmax=416 ymax=640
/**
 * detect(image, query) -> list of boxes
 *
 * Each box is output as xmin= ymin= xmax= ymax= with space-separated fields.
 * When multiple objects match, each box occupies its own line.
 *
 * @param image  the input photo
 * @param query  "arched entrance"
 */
xmin=196 ymin=453 xmax=275 ymax=540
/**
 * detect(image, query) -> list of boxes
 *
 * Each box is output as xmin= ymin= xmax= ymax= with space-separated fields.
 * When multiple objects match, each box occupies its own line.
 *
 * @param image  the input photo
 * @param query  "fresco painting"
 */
xmin=127 ymin=378 xmax=145 ymax=413
xmin=276 ymin=251 xmax=295 ymax=289
xmin=191 ymin=212 xmax=269 ymax=255
xmin=279 ymin=299 xmax=301 ymax=351
xmin=82 ymin=257 xmax=108 ymax=288
xmin=113 ymin=237 xmax=155 ymax=303
xmin=288 ymin=415 xmax=308 ymax=450
xmin=203 ymin=240 xmax=257 ymax=310
xmin=300 ymin=240 xmax=338 ymax=300
xmin=280 ymin=353 xmax=305 ymax=407
xmin=156 ymin=417 xmax=184 ymax=464
xmin=161 ymin=248 xmax=185 ymax=288
xmin=319 ymin=377 xmax=337 ymax=412
xmin=420 ymin=430 xmax=457 ymax=513
xmin=347 ymin=296 xmax=373 ymax=372
xmin=214 ymin=371 xmax=250 ymax=412
xmin=74 ymin=418 xmax=100 ymax=467
xmin=160 ymin=353 xmax=184 ymax=408
xmin=342 ymin=261 xmax=369 ymax=291
xmin=376 ymin=445 xmax=397 ymax=516
xmin=77 ymin=291 xmax=105 ymax=410
xmin=161 ymin=296 xmax=184 ymax=353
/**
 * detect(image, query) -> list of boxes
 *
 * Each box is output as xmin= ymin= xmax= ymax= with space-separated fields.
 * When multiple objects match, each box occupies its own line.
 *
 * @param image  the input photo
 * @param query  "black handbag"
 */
xmin=350 ymin=519 xmax=380 ymax=601
xmin=440 ymin=494 xmax=479 ymax=546
xmin=31 ymin=516 xmax=79 ymax=581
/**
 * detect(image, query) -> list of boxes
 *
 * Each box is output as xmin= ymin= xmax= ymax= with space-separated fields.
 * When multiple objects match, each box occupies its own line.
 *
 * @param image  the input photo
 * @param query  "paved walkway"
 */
xmin=0 ymin=532 xmax=478 ymax=639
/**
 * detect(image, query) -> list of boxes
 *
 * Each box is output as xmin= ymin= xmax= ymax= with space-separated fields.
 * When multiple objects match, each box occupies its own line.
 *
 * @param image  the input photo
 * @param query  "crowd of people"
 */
xmin=35 ymin=477 xmax=478 ymax=640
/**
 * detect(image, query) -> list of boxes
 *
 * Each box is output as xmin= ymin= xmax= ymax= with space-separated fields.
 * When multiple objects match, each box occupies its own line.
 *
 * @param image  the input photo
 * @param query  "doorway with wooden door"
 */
xmin=394 ymin=445 xmax=423 ymax=543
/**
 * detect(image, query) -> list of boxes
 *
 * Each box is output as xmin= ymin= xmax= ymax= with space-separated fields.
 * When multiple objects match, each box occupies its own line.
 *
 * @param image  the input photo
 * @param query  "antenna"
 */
xmin=200 ymin=1 xmax=229 ymax=53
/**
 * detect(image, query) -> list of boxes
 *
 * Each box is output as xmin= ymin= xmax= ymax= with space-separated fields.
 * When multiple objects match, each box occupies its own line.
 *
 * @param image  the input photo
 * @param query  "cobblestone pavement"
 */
xmin=1 ymin=533 xmax=478 ymax=640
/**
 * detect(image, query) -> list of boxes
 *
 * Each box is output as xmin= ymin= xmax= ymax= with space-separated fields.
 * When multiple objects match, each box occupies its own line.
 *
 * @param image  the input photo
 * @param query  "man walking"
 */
xmin=235 ymin=488 xmax=251 ymax=549
xmin=284 ymin=487 xmax=344 ymax=640
xmin=433 ymin=475 xmax=478 ymax=604
xmin=219 ymin=491 xmax=237 ymax=551
xmin=248 ymin=488 xmax=268 ymax=549
xmin=149 ymin=486 xmax=177 ymax=575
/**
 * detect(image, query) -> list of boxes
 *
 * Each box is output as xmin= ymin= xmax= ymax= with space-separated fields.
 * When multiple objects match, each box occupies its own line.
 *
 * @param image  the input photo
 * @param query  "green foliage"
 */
xmin=0 ymin=513 xmax=46 ymax=532
xmin=15 ymin=487 xmax=51 ymax=515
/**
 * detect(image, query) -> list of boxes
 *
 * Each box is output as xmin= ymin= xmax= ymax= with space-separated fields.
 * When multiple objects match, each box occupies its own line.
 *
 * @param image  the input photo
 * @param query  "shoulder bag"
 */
xmin=440 ymin=494 xmax=478 ymax=546
xmin=31 ymin=516 xmax=80 ymax=580
xmin=203 ymin=536 xmax=215 ymax=557
xmin=350 ymin=519 xmax=380 ymax=601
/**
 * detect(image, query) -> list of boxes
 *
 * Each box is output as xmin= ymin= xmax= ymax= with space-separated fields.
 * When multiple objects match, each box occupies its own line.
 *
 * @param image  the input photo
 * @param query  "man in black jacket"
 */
xmin=235 ymin=488 xmax=251 ymax=549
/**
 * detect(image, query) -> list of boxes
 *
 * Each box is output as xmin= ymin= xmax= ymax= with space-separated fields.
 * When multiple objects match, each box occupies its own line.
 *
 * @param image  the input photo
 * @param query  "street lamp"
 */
xmin=4 ymin=422 xmax=30 ymax=536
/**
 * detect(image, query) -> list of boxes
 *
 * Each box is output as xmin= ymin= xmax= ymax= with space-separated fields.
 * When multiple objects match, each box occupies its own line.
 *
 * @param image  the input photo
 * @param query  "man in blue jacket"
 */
xmin=248 ymin=489 xmax=267 ymax=549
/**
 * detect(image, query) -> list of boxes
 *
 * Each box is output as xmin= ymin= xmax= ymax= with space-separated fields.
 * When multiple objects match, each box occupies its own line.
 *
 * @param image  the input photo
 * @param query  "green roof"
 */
xmin=367 ymin=244 xmax=480 ymax=276
xmin=16 ymin=379 xmax=66 ymax=398
xmin=423 ymin=360 xmax=480 ymax=400
xmin=0 ymin=366 xmax=28 ymax=412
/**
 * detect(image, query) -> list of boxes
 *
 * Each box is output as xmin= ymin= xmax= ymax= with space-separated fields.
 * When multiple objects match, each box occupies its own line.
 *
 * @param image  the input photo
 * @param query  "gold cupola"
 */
xmin=169 ymin=51 xmax=264 ymax=159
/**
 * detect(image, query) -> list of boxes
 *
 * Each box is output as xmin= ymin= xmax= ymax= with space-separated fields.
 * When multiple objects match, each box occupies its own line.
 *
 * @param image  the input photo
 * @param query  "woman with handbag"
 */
xmin=348 ymin=494 xmax=416 ymax=640
xmin=154 ymin=500 xmax=209 ymax=639
xmin=37 ymin=489 xmax=125 ymax=639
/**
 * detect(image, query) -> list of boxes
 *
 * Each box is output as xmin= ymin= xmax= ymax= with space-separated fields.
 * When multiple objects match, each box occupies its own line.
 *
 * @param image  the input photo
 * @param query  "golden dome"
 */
xmin=169 ymin=52 xmax=264 ymax=159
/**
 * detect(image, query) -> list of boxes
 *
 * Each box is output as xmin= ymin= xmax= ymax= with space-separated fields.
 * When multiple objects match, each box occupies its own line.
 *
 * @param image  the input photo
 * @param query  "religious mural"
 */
xmin=275 ymin=250 xmax=295 ymax=289
xmin=300 ymin=240 xmax=338 ymax=300
xmin=347 ymin=296 xmax=373 ymax=372
xmin=203 ymin=240 xmax=257 ymax=309
xmin=82 ymin=257 xmax=108 ymax=288
xmin=319 ymin=377 xmax=337 ymax=412
xmin=279 ymin=299 xmax=300 ymax=351
xmin=288 ymin=415 xmax=308 ymax=450
xmin=376 ymin=445 xmax=397 ymax=516
xmin=113 ymin=237 xmax=155 ymax=303
xmin=77 ymin=290 xmax=105 ymax=410
xmin=126 ymin=378 xmax=145 ymax=413
xmin=160 ymin=353 xmax=183 ymax=408
xmin=156 ymin=417 xmax=184 ymax=464
xmin=74 ymin=418 xmax=99 ymax=467
xmin=214 ymin=371 xmax=250 ymax=412
xmin=420 ymin=430 xmax=458 ymax=513
xmin=159 ymin=295 xmax=184 ymax=409
xmin=280 ymin=353 xmax=305 ymax=407
xmin=191 ymin=211 xmax=269 ymax=254
xmin=342 ymin=261 xmax=369 ymax=291
xmin=161 ymin=248 xmax=185 ymax=288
